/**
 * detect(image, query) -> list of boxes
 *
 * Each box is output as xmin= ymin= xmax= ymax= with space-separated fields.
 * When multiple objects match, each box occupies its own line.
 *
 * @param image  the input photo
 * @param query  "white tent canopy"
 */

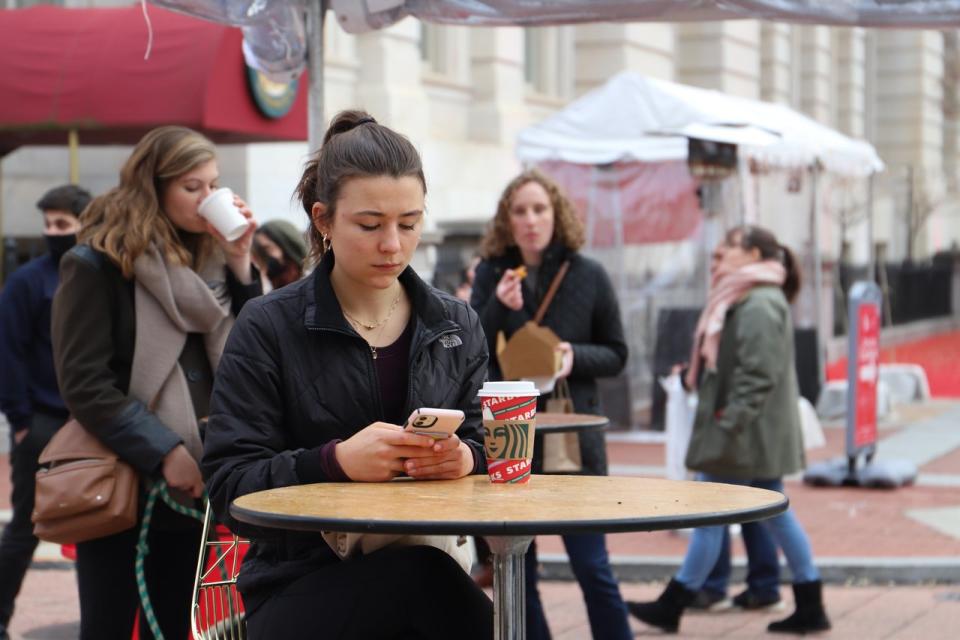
xmin=516 ymin=72 xmax=884 ymax=178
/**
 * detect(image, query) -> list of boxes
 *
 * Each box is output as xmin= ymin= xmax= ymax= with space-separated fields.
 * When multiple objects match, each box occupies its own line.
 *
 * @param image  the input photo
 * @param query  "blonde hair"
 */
xmin=79 ymin=126 xmax=217 ymax=277
xmin=479 ymin=169 xmax=585 ymax=259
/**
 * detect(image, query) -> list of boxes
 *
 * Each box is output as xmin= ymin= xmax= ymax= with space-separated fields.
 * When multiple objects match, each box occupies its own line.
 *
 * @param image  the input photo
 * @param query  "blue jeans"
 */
xmin=701 ymin=521 xmax=781 ymax=598
xmin=525 ymin=534 xmax=631 ymax=640
xmin=677 ymin=475 xmax=818 ymax=591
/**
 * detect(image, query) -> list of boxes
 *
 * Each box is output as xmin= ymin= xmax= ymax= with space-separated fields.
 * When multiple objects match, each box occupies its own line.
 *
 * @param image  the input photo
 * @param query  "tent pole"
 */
xmin=811 ymin=165 xmax=825 ymax=386
xmin=307 ymin=1 xmax=327 ymax=152
xmin=68 ymin=129 xmax=79 ymax=185
xmin=867 ymin=173 xmax=875 ymax=282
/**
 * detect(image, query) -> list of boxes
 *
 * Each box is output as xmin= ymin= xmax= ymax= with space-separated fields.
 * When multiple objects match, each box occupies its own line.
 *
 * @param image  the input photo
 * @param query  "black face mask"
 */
xmin=45 ymin=233 xmax=77 ymax=262
xmin=266 ymin=256 xmax=302 ymax=288
xmin=265 ymin=257 xmax=286 ymax=280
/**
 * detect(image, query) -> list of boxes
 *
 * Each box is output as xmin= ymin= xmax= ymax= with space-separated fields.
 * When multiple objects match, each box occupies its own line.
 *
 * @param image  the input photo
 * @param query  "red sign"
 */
xmin=854 ymin=304 xmax=880 ymax=448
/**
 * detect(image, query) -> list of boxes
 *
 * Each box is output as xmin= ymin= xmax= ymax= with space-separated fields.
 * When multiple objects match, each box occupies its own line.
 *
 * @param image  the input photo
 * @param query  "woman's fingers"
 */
xmin=405 ymin=457 xmax=460 ymax=479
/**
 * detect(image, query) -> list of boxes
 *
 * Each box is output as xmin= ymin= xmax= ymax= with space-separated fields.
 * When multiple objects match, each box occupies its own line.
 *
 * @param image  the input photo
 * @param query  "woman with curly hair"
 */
xmin=470 ymin=169 xmax=631 ymax=640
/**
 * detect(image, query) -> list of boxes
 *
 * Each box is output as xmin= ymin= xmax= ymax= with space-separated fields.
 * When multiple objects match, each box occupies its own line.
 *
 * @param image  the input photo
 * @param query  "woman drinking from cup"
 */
xmin=201 ymin=110 xmax=493 ymax=639
xmin=470 ymin=169 xmax=631 ymax=640
xmin=52 ymin=125 xmax=261 ymax=639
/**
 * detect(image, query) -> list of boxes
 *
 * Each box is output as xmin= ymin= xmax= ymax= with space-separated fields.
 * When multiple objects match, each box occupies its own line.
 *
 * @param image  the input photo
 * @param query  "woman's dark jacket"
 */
xmin=51 ymin=244 xmax=261 ymax=476
xmin=201 ymin=252 xmax=489 ymax=607
xmin=470 ymin=244 xmax=628 ymax=475
xmin=685 ymin=285 xmax=805 ymax=479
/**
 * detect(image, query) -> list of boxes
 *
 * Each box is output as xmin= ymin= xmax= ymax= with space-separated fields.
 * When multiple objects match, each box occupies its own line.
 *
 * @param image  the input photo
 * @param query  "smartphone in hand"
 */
xmin=404 ymin=408 xmax=465 ymax=439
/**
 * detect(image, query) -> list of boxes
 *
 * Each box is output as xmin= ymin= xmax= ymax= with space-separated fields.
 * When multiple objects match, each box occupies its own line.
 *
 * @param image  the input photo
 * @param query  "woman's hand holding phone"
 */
xmin=335 ymin=422 xmax=438 ymax=482
xmin=403 ymin=435 xmax=474 ymax=480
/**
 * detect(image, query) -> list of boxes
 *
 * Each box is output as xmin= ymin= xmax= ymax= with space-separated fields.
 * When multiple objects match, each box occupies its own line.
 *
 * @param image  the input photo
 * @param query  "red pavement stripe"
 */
xmin=827 ymin=330 xmax=960 ymax=397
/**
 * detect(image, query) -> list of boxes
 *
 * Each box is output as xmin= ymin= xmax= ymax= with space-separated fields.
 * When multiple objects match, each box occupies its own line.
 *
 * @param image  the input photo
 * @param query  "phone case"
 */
xmin=404 ymin=408 xmax=465 ymax=439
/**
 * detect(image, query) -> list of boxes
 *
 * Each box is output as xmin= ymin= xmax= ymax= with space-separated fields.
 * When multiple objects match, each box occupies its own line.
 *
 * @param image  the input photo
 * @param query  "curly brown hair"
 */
xmin=479 ymin=169 xmax=585 ymax=259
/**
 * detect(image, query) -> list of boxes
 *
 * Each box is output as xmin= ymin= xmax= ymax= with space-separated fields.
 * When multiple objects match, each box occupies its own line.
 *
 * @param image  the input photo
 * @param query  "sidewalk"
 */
xmin=536 ymin=399 xmax=960 ymax=585
xmin=3 ymin=399 xmax=960 ymax=638
xmin=7 ymin=565 xmax=960 ymax=639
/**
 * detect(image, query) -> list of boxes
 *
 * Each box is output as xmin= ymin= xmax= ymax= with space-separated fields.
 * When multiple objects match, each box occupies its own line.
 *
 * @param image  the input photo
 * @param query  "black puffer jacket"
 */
xmin=202 ymin=252 xmax=489 ymax=607
xmin=470 ymin=244 xmax=627 ymax=475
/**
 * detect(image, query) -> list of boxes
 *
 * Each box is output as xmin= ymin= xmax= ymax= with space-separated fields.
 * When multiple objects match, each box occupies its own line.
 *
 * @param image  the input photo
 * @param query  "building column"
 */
xmin=675 ymin=21 xmax=760 ymax=99
xmin=796 ymin=25 xmax=833 ymax=123
xmin=875 ymin=31 xmax=944 ymax=172
xmin=833 ymin=28 xmax=867 ymax=138
xmin=875 ymin=30 xmax=944 ymax=258
xmin=468 ymin=27 xmax=530 ymax=145
xmin=760 ymin=23 xmax=792 ymax=104
xmin=573 ymin=23 xmax=674 ymax=95
xmin=355 ymin=19 xmax=429 ymax=141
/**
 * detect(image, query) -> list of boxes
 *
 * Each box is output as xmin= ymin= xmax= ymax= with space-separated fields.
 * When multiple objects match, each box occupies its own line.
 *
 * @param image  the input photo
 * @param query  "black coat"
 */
xmin=470 ymin=244 xmax=628 ymax=475
xmin=52 ymin=244 xmax=261 ymax=476
xmin=202 ymin=252 xmax=489 ymax=605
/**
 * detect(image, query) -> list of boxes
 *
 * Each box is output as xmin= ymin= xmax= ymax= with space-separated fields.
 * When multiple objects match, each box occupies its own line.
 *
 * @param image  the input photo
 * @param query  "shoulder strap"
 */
xmin=70 ymin=244 xmax=107 ymax=270
xmin=533 ymin=260 xmax=571 ymax=325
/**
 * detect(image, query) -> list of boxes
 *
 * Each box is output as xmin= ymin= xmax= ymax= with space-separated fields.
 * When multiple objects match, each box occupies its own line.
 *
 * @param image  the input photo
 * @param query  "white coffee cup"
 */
xmin=198 ymin=187 xmax=249 ymax=242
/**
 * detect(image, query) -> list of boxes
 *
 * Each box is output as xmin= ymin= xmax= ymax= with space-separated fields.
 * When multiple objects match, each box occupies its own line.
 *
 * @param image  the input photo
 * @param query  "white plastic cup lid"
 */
xmin=477 ymin=380 xmax=540 ymax=397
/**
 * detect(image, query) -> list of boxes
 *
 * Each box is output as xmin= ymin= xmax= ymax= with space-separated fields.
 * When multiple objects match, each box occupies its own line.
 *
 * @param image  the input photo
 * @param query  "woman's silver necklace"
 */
xmin=343 ymin=290 xmax=401 ymax=360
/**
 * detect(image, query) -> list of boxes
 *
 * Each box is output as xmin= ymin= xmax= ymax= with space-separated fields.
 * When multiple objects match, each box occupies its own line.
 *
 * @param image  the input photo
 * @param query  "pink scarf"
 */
xmin=685 ymin=260 xmax=786 ymax=390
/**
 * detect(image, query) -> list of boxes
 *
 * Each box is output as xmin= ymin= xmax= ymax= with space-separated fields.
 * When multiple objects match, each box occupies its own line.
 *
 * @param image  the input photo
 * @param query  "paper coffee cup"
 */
xmin=478 ymin=381 xmax=540 ymax=484
xmin=198 ymin=187 xmax=249 ymax=242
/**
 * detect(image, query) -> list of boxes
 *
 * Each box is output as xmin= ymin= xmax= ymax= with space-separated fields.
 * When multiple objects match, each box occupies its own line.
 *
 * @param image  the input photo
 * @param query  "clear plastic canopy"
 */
xmin=151 ymin=0 xmax=960 ymax=82
xmin=331 ymin=0 xmax=960 ymax=33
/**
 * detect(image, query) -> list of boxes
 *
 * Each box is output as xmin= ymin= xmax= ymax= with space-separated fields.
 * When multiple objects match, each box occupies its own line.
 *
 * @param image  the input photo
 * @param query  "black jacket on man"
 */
xmin=470 ymin=244 xmax=628 ymax=476
xmin=202 ymin=252 xmax=489 ymax=609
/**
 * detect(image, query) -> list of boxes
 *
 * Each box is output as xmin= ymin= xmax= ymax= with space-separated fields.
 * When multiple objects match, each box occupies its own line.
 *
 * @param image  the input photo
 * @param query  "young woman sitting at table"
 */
xmin=201 ymin=110 xmax=493 ymax=640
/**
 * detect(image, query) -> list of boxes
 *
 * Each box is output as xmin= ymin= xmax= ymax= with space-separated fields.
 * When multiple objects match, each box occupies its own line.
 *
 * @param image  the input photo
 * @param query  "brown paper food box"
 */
xmin=496 ymin=322 xmax=563 ymax=380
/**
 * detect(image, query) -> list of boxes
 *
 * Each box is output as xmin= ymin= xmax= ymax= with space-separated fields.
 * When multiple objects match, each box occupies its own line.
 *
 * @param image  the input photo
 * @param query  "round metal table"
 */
xmin=232 ymin=475 xmax=787 ymax=640
xmin=534 ymin=411 xmax=608 ymax=434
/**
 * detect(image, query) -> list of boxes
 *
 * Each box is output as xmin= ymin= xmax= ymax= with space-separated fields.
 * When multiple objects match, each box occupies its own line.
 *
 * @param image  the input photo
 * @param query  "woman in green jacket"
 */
xmin=628 ymin=225 xmax=830 ymax=635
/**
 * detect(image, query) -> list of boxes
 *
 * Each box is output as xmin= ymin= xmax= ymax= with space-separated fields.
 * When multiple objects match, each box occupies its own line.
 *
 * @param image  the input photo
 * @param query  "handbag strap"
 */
xmin=533 ymin=260 xmax=571 ymax=325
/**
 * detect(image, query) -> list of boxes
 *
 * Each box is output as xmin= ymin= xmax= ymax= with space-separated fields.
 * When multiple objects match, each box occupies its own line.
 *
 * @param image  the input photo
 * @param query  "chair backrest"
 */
xmin=191 ymin=502 xmax=250 ymax=640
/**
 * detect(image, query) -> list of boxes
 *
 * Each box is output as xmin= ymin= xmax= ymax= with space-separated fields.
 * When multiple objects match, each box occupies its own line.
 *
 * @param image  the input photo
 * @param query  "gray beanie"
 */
xmin=258 ymin=220 xmax=308 ymax=265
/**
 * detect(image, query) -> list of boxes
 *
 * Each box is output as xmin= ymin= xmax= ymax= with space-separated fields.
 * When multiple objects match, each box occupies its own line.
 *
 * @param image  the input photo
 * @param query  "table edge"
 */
xmin=230 ymin=495 xmax=788 ymax=537
xmin=535 ymin=414 xmax=609 ymax=433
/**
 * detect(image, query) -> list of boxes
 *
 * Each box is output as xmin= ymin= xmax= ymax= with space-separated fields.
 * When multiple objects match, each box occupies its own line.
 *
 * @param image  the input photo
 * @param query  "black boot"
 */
xmin=626 ymin=578 xmax=697 ymax=633
xmin=768 ymin=580 xmax=831 ymax=634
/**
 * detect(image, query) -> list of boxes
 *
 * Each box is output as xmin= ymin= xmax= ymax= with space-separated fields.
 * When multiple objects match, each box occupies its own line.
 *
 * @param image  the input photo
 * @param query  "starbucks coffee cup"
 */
xmin=477 ymin=381 xmax=540 ymax=484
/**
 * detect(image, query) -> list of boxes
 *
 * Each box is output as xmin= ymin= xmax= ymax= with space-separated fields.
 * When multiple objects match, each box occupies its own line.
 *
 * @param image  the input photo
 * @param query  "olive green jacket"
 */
xmin=685 ymin=285 xmax=805 ymax=479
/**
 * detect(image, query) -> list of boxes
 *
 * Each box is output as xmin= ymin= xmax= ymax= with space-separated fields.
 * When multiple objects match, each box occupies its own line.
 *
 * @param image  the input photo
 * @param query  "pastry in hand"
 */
xmin=514 ymin=265 xmax=527 ymax=280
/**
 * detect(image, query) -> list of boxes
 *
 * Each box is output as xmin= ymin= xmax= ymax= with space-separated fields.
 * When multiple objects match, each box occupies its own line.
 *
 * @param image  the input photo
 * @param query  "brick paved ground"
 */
xmin=7 ymin=566 xmax=960 ymax=639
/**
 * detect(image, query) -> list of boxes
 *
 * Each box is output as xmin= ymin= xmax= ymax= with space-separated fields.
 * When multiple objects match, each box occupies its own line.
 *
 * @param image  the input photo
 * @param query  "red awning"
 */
xmin=0 ymin=6 xmax=307 ymax=155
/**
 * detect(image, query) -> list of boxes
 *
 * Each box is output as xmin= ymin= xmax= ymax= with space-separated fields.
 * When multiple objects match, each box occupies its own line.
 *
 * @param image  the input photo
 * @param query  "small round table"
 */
xmin=534 ymin=412 xmax=608 ymax=434
xmin=232 ymin=475 xmax=787 ymax=640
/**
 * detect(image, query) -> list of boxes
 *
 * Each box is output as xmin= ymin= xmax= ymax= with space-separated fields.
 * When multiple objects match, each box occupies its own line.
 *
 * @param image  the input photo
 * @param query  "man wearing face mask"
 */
xmin=251 ymin=219 xmax=307 ymax=292
xmin=0 ymin=184 xmax=91 ymax=640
